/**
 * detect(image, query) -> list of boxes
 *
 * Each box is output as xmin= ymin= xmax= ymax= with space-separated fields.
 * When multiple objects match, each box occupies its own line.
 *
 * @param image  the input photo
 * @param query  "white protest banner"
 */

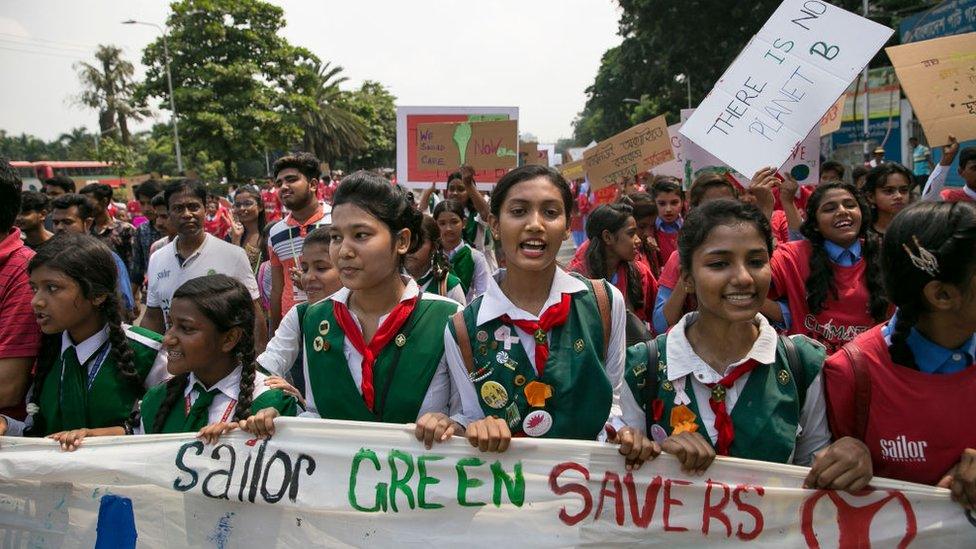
xmin=651 ymin=124 xmax=688 ymax=180
xmin=680 ymin=0 xmax=893 ymax=177
xmin=0 ymin=419 xmax=971 ymax=548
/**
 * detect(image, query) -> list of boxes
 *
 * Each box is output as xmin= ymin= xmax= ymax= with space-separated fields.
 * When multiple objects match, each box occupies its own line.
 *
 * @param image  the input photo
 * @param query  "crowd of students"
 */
xmin=0 ymin=137 xmax=974 ymax=511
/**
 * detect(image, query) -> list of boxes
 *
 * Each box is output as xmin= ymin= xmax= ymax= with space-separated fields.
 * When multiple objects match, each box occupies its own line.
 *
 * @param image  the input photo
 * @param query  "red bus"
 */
xmin=9 ymin=161 xmax=123 ymax=191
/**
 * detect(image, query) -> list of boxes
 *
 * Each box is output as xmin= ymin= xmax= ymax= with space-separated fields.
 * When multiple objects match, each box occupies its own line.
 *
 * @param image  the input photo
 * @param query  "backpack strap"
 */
xmin=438 ymin=276 xmax=448 ymax=297
xmin=643 ymin=337 xmax=661 ymax=434
xmin=842 ymin=343 xmax=872 ymax=440
xmin=451 ymin=311 xmax=476 ymax=374
xmin=778 ymin=334 xmax=808 ymax=409
xmin=590 ymin=279 xmax=611 ymax=360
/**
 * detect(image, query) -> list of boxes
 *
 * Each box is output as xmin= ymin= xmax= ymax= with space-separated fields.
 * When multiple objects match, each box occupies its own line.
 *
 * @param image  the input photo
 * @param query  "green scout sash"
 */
xmin=417 ymin=271 xmax=463 ymax=298
xmin=31 ymin=326 xmax=162 ymax=436
xmin=449 ymin=277 xmax=613 ymax=440
xmin=301 ymin=297 xmax=457 ymax=423
xmin=450 ymin=245 xmax=475 ymax=295
xmin=624 ymin=333 xmax=824 ymax=463
xmin=140 ymin=382 xmax=297 ymax=434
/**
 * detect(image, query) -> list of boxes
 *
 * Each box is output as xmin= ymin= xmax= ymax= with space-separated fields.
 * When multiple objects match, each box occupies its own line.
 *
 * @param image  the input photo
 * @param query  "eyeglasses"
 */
xmin=234 ymin=200 xmax=258 ymax=208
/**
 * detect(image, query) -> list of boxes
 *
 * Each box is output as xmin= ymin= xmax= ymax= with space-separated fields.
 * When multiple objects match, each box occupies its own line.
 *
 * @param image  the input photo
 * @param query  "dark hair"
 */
xmin=489 ymin=165 xmax=573 ymax=221
xmin=28 ymin=233 xmax=140 ymax=420
xmin=689 ymin=172 xmax=736 ymax=208
xmin=79 ymin=183 xmax=113 ymax=202
xmin=134 ymin=179 xmax=163 ymax=201
xmin=44 ymin=175 xmax=75 ymax=194
xmin=863 ymin=163 xmax=915 ymax=222
xmin=333 ymin=171 xmax=423 ymax=256
xmin=417 ymin=215 xmax=452 ymax=283
xmin=629 ymin=191 xmax=658 ymax=220
xmin=51 ymin=193 xmax=94 ymax=220
xmin=447 ymin=171 xmax=464 ymax=185
xmin=821 ymin=160 xmax=845 ymax=180
xmin=273 ymin=152 xmax=321 ymax=182
xmin=851 ymin=165 xmax=869 ymax=184
xmin=303 ymin=225 xmax=331 ymax=249
xmin=432 ymin=199 xmax=466 ymax=223
xmin=960 ymin=147 xmax=976 ymax=170
xmin=678 ymin=199 xmax=772 ymax=274
xmin=151 ymin=275 xmax=259 ymax=433
xmin=585 ymin=202 xmax=644 ymax=312
xmin=163 ymin=179 xmax=207 ymax=207
xmin=882 ymin=201 xmax=976 ymax=369
xmin=232 ymin=185 xmax=267 ymax=263
xmin=150 ymin=192 xmax=168 ymax=208
xmin=651 ymin=179 xmax=683 ymax=200
xmin=799 ymin=182 xmax=887 ymax=322
xmin=20 ymin=190 xmax=49 ymax=214
xmin=0 ymin=159 xmax=22 ymax=232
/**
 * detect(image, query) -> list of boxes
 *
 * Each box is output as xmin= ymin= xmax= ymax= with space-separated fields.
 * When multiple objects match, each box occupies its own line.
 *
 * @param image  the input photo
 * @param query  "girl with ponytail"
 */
xmin=0 ymin=234 xmax=168 ymax=447
xmin=568 ymin=201 xmax=658 ymax=324
xmin=237 ymin=172 xmax=462 ymax=444
xmin=766 ymin=182 xmax=887 ymax=354
xmin=433 ymin=199 xmax=490 ymax=302
xmin=404 ymin=215 xmax=467 ymax=305
xmin=824 ymin=201 xmax=976 ymax=501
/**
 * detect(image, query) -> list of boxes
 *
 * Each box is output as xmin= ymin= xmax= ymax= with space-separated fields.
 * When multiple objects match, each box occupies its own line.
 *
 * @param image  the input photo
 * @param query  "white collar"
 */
xmin=665 ymin=313 xmax=778 ymax=383
xmin=477 ymin=267 xmax=587 ymax=325
xmin=187 ymin=364 xmax=242 ymax=400
xmin=60 ymin=325 xmax=110 ymax=365
xmin=965 ymin=186 xmax=976 ymax=201
xmin=446 ymin=241 xmax=466 ymax=258
xmin=329 ymin=276 xmax=420 ymax=306
xmin=172 ymin=233 xmax=211 ymax=260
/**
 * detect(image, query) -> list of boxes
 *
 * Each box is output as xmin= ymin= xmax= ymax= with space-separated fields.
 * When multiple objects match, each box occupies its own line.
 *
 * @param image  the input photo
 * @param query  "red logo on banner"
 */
xmin=800 ymin=489 xmax=917 ymax=548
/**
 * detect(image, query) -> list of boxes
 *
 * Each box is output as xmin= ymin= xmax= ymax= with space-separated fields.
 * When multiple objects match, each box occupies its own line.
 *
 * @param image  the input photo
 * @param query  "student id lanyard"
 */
xmin=184 ymin=394 xmax=238 ymax=423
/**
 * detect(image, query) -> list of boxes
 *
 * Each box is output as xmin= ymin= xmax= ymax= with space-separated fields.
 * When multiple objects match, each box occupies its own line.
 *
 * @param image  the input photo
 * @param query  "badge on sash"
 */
xmin=523 ymin=381 xmax=553 ymax=408
xmin=476 ymin=330 xmax=489 ymax=343
xmin=318 ymin=320 xmax=330 ymax=335
xmin=480 ymin=381 xmax=508 ymax=409
xmin=313 ymin=336 xmax=326 ymax=352
xmin=469 ymin=366 xmax=493 ymax=383
xmin=395 ymin=333 xmax=407 ymax=347
xmin=514 ymin=374 xmax=526 ymax=386
xmin=523 ymin=410 xmax=553 ymax=437
xmin=573 ymin=339 xmax=585 ymax=353
xmin=670 ymin=405 xmax=698 ymax=435
xmin=777 ymin=369 xmax=791 ymax=385
xmin=495 ymin=351 xmax=510 ymax=364
xmin=505 ymin=402 xmax=521 ymax=429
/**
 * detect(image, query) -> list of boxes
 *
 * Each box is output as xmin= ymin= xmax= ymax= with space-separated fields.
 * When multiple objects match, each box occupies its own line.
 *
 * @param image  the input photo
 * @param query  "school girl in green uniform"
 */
xmin=440 ymin=165 xmax=656 ymax=468
xmin=404 ymin=215 xmax=467 ymax=305
xmin=139 ymin=275 xmax=297 ymax=442
xmin=0 ymin=234 xmax=167 ymax=448
xmin=624 ymin=199 xmax=872 ymax=490
xmin=433 ymin=199 xmax=491 ymax=301
xmin=238 ymin=172 xmax=462 ymax=440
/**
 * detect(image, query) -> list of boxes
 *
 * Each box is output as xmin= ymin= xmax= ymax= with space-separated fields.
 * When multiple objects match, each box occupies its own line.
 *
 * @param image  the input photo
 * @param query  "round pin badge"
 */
xmin=650 ymin=424 xmax=668 ymax=444
xmin=522 ymin=410 xmax=553 ymax=437
xmin=476 ymin=330 xmax=489 ymax=343
xmin=496 ymin=350 xmax=510 ymax=364
xmin=318 ymin=319 xmax=330 ymax=335
xmin=480 ymin=381 xmax=509 ymax=409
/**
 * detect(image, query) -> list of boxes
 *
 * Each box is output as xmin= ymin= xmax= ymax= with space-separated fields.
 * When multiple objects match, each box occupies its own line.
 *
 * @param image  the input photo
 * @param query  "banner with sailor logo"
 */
xmin=0 ymin=419 xmax=971 ymax=547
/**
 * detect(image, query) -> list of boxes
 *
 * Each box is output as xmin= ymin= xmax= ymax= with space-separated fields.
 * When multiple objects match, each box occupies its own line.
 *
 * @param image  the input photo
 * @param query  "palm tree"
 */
xmin=75 ymin=45 xmax=149 ymax=148
xmin=300 ymin=61 xmax=368 ymax=162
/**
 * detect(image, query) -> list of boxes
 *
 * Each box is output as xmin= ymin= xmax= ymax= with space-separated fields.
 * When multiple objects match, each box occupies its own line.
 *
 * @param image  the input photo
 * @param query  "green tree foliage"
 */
xmin=299 ymin=61 xmax=368 ymax=164
xmin=573 ymin=0 xmax=929 ymax=144
xmin=341 ymin=80 xmax=397 ymax=169
xmin=139 ymin=0 xmax=321 ymax=179
xmin=75 ymin=45 xmax=148 ymax=147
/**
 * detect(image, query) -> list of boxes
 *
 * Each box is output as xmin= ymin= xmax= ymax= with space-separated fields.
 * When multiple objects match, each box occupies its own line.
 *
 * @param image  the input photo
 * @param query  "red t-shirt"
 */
xmin=940 ymin=188 xmax=975 ymax=202
xmin=653 ymin=226 xmax=679 ymax=270
xmin=769 ymin=240 xmax=875 ymax=354
xmin=567 ymin=255 xmax=658 ymax=323
xmin=824 ymin=325 xmax=976 ymax=485
xmin=770 ymin=209 xmax=790 ymax=244
xmin=0 ymin=228 xmax=41 ymax=420
xmin=262 ymin=188 xmax=283 ymax=222
xmin=204 ymin=206 xmax=232 ymax=239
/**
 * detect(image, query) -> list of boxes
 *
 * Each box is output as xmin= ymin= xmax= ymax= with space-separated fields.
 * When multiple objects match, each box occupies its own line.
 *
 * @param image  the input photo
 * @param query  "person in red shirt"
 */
xmin=649 ymin=178 xmax=684 ymax=269
xmin=0 ymin=160 xmax=42 ymax=423
xmin=203 ymin=196 xmax=232 ymax=239
xmin=938 ymin=147 xmax=976 ymax=203
xmin=261 ymin=179 xmax=283 ymax=223
xmin=766 ymin=182 xmax=888 ymax=354
xmin=824 ymin=201 xmax=976 ymax=504
xmin=568 ymin=200 xmax=658 ymax=326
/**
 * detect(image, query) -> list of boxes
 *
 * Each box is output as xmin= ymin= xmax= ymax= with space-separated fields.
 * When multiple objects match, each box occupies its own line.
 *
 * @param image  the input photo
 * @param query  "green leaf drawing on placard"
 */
xmin=453 ymin=122 xmax=473 ymax=165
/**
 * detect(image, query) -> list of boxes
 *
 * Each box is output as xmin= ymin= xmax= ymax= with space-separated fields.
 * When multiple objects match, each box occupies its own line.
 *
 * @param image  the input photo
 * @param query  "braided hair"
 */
xmin=799 ymin=182 xmax=887 ymax=322
xmin=27 ymin=234 xmax=141 ymax=414
xmin=585 ymin=201 xmax=644 ymax=313
xmin=151 ymin=275 xmax=258 ymax=433
xmin=417 ymin=215 xmax=451 ymax=283
xmin=882 ymin=201 xmax=976 ymax=369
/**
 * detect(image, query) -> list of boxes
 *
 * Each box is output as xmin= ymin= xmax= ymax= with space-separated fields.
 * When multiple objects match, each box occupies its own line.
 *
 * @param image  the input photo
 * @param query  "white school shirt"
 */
xmin=3 ymin=325 xmax=168 ymax=436
xmin=657 ymin=313 xmax=831 ymax=466
xmin=446 ymin=241 xmax=490 ymax=302
xmin=135 ymin=365 xmax=274 ymax=434
xmin=299 ymin=277 xmax=463 ymax=421
xmin=443 ymin=268 xmax=642 ymax=434
xmin=146 ymin=233 xmax=260 ymax=327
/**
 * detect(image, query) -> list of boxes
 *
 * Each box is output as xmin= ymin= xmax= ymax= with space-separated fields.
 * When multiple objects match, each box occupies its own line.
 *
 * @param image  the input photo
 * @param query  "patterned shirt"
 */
xmin=92 ymin=219 xmax=136 ymax=280
xmin=131 ymin=221 xmax=162 ymax=284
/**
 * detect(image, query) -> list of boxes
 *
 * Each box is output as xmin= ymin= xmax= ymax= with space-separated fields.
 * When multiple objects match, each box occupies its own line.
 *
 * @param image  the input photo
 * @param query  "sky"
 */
xmin=0 ymin=0 xmax=623 ymax=144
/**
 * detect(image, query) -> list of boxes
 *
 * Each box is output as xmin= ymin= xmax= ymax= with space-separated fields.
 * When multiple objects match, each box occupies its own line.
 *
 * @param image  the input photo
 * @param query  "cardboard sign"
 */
xmin=559 ymin=158 xmax=585 ymax=180
xmin=820 ymin=94 xmax=845 ymax=136
xmin=416 ymin=119 xmax=518 ymax=175
xmin=520 ymin=141 xmax=549 ymax=166
xmin=651 ymin=123 xmax=688 ymax=180
xmin=396 ymin=106 xmax=519 ymax=190
xmin=887 ymin=32 xmax=976 ymax=145
xmin=680 ymin=0 xmax=893 ymax=177
xmin=583 ymin=115 xmax=673 ymax=191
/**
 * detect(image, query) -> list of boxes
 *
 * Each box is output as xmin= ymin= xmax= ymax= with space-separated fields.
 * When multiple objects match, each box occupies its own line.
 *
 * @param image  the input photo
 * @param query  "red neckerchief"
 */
xmin=500 ymin=293 xmax=572 ymax=376
xmin=706 ymin=358 xmax=763 ymax=456
xmin=332 ymin=296 xmax=417 ymax=411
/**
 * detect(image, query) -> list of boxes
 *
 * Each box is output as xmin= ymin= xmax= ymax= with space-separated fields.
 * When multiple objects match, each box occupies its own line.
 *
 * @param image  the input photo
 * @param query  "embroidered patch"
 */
xmin=632 ymin=362 xmax=647 ymax=377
